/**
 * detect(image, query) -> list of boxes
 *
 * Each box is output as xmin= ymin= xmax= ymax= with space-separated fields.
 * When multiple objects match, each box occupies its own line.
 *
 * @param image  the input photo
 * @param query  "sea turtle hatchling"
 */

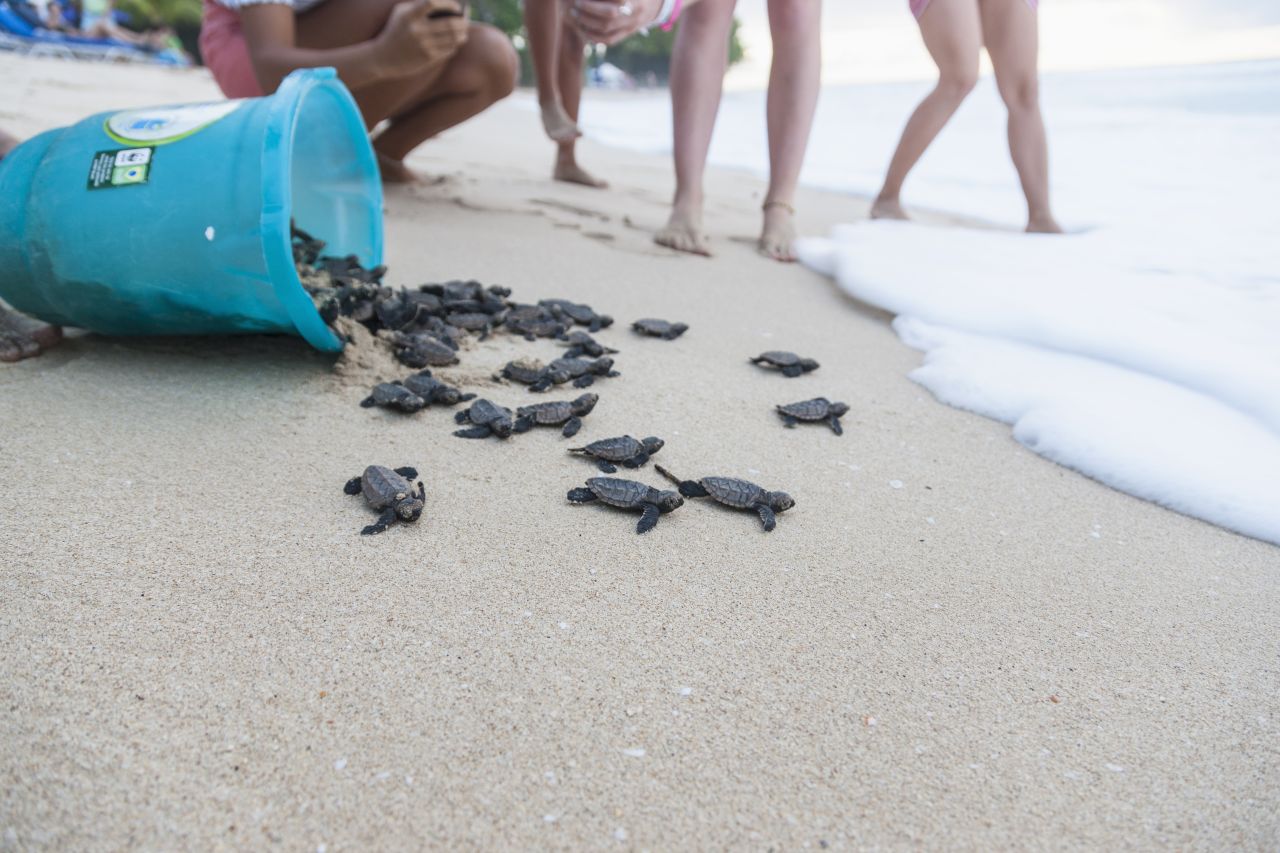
xmin=568 ymin=435 xmax=664 ymax=473
xmin=361 ymin=382 xmax=426 ymax=413
xmin=655 ymin=465 xmax=795 ymax=532
xmin=750 ymin=351 xmax=820 ymax=378
xmin=514 ymin=393 xmax=598 ymax=438
xmin=547 ymin=356 xmax=618 ymax=389
xmin=453 ymin=398 xmax=516 ymax=439
xmin=343 ymin=465 xmax=425 ymax=535
xmin=400 ymin=370 xmax=473 ymax=407
xmin=504 ymin=304 xmax=568 ymax=341
xmin=631 ymin=318 xmax=688 ymax=340
xmin=776 ymin=397 xmax=849 ymax=435
xmin=559 ymin=330 xmax=617 ymax=359
xmin=392 ymin=332 xmax=459 ymax=368
xmin=539 ymin=299 xmax=614 ymax=332
xmin=566 ymin=477 xmax=684 ymax=535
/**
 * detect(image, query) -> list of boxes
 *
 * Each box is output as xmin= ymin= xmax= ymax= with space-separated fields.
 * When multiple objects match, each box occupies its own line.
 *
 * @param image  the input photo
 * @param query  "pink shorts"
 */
xmin=199 ymin=0 xmax=265 ymax=98
xmin=911 ymin=0 xmax=1037 ymax=17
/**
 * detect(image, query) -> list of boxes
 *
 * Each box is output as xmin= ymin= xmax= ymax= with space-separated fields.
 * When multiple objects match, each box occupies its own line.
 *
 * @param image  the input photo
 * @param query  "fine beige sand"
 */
xmin=2 ymin=54 xmax=1278 ymax=851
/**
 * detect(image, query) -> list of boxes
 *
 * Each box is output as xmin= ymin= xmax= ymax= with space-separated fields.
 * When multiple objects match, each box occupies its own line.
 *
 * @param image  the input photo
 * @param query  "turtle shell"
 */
xmin=700 ymin=477 xmax=768 ymax=509
xmin=469 ymin=398 xmax=512 ymax=425
xmin=362 ymin=465 xmax=413 ymax=509
xmin=586 ymin=477 xmax=651 ymax=508
xmin=519 ymin=401 xmax=572 ymax=424
xmin=502 ymin=360 xmax=548 ymax=384
xmin=759 ymin=351 xmax=800 ymax=366
xmin=581 ymin=435 xmax=642 ymax=461
xmin=778 ymin=397 xmax=831 ymax=420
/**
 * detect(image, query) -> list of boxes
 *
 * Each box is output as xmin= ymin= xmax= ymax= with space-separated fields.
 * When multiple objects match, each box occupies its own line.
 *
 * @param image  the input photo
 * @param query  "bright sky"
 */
xmin=727 ymin=0 xmax=1280 ymax=87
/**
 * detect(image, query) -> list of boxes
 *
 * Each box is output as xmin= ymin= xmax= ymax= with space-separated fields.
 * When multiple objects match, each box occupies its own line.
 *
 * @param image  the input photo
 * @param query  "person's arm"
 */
xmin=238 ymin=0 xmax=469 ymax=95
xmin=568 ymin=0 xmax=700 ymax=45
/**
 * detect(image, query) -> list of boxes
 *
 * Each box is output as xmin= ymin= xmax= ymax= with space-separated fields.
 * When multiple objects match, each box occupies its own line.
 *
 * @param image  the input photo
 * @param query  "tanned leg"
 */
xmin=980 ymin=0 xmax=1061 ymax=232
xmin=872 ymin=0 xmax=982 ymax=220
xmin=758 ymin=0 xmax=822 ymax=262
xmin=553 ymin=22 xmax=607 ymax=187
xmin=654 ymin=0 xmax=737 ymax=256
xmin=526 ymin=0 xmax=581 ymax=142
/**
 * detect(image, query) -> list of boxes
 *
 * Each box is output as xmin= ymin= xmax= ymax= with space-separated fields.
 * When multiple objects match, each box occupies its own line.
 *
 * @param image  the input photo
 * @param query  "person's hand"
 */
xmin=375 ymin=0 xmax=469 ymax=78
xmin=568 ymin=0 xmax=662 ymax=46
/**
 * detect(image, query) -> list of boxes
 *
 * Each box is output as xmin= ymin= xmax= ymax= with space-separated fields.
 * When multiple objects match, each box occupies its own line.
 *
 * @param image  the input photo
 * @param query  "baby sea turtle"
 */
xmin=453 ymin=398 xmax=515 ymax=439
xmin=514 ymin=393 xmax=598 ymax=438
xmin=343 ymin=465 xmax=425 ymax=535
xmin=497 ymin=358 xmax=566 ymax=393
xmin=504 ymin=304 xmax=568 ymax=341
xmin=548 ymin=356 xmax=618 ymax=389
xmin=540 ymin=299 xmax=614 ymax=332
xmin=401 ymin=370 xmax=473 ymax=407
xmin=445 ymin=311 xmax=496 ymax=339
xmin=751 ymin=351 xmax=820 ymax=378
xmin=777 ymin=397 xmax=849 ymax=435
xmin=361 ymin=381 xmax=426 ymax=413
xmin=566 ymin=477 xmax=684 ymax=535
xmin=559 ymin=330 xmax=617 ymax=359
xmin=568 ymin=435 xmax=664 ymax=473
xmin=655 ymin=465 xmax=795 ymax=532
xmin=632 ymin=318 xmax=688 ymax=340
xmin=393 ymin=332 xmax=459 ymax=368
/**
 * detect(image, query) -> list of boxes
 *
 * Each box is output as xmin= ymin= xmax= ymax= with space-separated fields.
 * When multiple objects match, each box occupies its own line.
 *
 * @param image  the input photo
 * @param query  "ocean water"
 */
xmin=583 ymin=61 xmax=1280 ymax=544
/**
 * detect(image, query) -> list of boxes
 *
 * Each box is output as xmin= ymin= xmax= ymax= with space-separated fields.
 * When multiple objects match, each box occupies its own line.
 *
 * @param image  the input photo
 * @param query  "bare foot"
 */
xmin=758 ymin=203 xmax=797 ymax=263
xmin=654 ymin=208 xmax=711 ymax=257
xmin=0 ymin=128 xmax=19 ymax=160
xmin=540 ymin=101 xmax=582 ymax=143
xmin=553 ymin=157 xmax=608 ymax=189
xmin=1026 ymin=216 xmax=1064 ymax=234
xmin=870 ymin=195 xmax=909 ymax=221
xmin=0 ymin=304 xmax=62 ymax=363
xmin=376 ymin=151 xmax=420 ymax=185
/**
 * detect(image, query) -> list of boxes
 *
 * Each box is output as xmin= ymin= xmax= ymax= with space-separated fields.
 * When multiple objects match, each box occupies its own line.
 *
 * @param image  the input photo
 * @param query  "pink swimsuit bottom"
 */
xmin=911 ymin=0 xmax=1037 ymax=18
xmin=199 ymin=0 xmax=266 ymax=99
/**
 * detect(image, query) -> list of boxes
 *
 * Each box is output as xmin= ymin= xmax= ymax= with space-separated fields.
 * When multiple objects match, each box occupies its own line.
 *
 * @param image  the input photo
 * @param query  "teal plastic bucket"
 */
xmin=0 ymin=68 xmax=381 ymax=352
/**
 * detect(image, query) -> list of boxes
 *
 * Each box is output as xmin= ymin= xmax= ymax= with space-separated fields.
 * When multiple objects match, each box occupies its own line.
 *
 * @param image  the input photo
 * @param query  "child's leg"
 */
xmin=980 ymin=0 xmax=1060 ymax=232
xmin=655 ymin=0 xmax=737 ymax=256
xmin=759 ymin=0 xmax=822 ymax=262
xmin=552 ymin=22 xmax=606 ymax=187
xmin=873 ymin=0 xmax=981 ymax=219
xmin=526 ymin=0 xmax=581 ymax=142
xmin=296 ymin=1 xmax=518 ymax=182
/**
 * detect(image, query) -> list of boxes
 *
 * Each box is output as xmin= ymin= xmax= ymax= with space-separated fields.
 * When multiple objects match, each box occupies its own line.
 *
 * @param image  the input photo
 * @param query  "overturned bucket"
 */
xmin=0 ymin=68 xmax=381 ymax=352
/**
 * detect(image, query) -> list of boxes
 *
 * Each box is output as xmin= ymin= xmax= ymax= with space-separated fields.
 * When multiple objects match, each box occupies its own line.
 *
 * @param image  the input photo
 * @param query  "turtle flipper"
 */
xmin=781 ymin=415 xmax=798 ymax=428
xmin=514 ymin=416 xmax=534 ymax=433
xmin=636 ymin=503 xmax=661 ymax=534
xmin=754 ymin=503 xmax=778 ymax=532
xmin=623 ymin=452 xmax=649 ymax=469
xmin=360 ymin=396 xmax=377 ymax=408
xmin=828 ymin=416 xmax=843 ymax=436
xmin=394 ymin=466 xmax=419 ymax=480
xmin=573 ymin=376 xmax=595 ymax=388
xmin=458 ymin=392 xmax=477 ymax=403
xmin=454 ymin=410 xmax=469 ymax=424
xmin=562 ymin=417 xmax=582 ymax=438
xmin=567 ymin=488 xmax=598 ymax=503
xmin=361 ymin=507 xmax=397 ymax=536
xmin=596 ymin=459 xmax=617 ymax=474
xmin=782 ymin=365 xmax=803 ymax=378
xmin=453 ymin=426 xmax=492 ymax=439
xmin=343 ymin=477 xmax=363 ymax=495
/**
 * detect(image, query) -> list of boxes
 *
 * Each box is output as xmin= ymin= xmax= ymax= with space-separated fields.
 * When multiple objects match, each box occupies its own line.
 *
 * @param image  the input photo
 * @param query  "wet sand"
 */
xmin=1 ymin=54 xmax=1278 ymax=850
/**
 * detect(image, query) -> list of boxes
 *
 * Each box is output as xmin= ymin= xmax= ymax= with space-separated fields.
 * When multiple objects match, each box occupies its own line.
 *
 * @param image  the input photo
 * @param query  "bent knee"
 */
xmin=465 ymin=23 xmax=519 ymax=98
xmin=937 ymin=69 xmax=978 ymax=101
xmin=1000 ymin=79 xmax=1039 ymax=112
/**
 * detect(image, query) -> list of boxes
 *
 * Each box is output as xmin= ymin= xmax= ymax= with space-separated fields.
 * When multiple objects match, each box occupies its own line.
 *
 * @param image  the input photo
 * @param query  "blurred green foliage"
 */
xmin=115 ymin=0 xmax=202 ymax=57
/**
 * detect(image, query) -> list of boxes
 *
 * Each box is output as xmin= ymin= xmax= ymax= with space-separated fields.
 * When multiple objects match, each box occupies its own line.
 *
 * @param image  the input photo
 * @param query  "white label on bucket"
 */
xmin=105 ymin=101 xmax=242 ymax=146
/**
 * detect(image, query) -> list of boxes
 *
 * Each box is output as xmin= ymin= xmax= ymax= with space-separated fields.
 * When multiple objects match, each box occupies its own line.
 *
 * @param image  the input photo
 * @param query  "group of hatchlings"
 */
xmin=323 ymin=264 xmax=848 ymax=536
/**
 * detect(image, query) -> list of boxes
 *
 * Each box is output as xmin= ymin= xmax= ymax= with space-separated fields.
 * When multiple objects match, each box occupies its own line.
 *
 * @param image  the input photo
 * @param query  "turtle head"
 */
xmin=436 ymin=386 xmax=463 ymax=405
xmin=655 ymin=490 xmax=685 ymax=513
xmin=828 ymin=401 xmax=850 ymax=417
xmin=800 ymin=359 xmax=820 ymax=371
xmin=572 ymin=393 xmax=599 ymax=414
xmin=768 ymin=491 xmax=796 ymax=513
xmin=592 ymin=356 xmax=615 ymax=373
xmin=641 ymin=436 xmax=665 ymax=454
xmin=396 ymin=495 xmax=425 ymax=522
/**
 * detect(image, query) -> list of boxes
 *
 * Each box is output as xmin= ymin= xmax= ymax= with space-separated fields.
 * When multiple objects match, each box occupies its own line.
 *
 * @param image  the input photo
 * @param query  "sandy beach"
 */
xmin=2 ymin=53 xmax=1278 ymax=850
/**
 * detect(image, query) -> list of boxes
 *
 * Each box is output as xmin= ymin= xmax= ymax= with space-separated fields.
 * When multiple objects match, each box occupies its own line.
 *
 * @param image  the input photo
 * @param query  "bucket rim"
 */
xmin=260 ymin=68 xmax=383 ymax=353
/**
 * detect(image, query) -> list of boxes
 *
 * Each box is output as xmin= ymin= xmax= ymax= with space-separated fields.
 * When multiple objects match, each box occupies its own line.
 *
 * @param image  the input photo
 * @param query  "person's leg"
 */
xmin=872 ymin=0 xmax=981 ymax=219
xmin=655 ymin=0 xmax=737 ymax=256
xmin=758 ymin=0 xmax=821 ymax=262
xmin=297 ymin=2 xmax=517 ymax=183
xmin=980 ymin=0 xmax=1060 ymax=232
xmin=0 ymin=129 xmax=63 ymax=363
xmin=526 ymin=0 xmax=581 ymax=142
xmin=552 ymin=21 xmax=606 ymax=187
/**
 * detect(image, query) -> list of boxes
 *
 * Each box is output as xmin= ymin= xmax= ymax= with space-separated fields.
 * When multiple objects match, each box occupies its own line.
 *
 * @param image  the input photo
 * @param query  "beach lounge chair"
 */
xmin=0 ymin=0 xmax=187 ymax=65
